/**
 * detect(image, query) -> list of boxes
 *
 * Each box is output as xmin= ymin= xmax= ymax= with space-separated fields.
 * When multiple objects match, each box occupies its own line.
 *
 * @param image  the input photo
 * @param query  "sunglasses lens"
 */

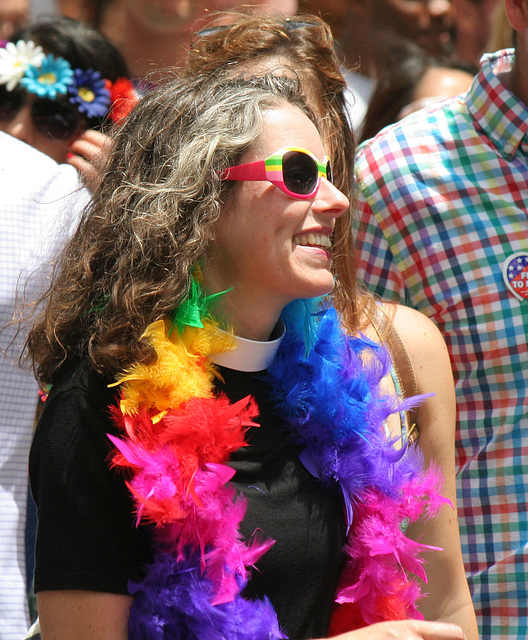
xmin=31 ymin=99 xmax=79 ymax=140
xmin=283 ymin=150 xmax=318 ymax=195
xmin=326 ymin=163 xmax=333 ymax=185
xmin=0 ymin=86 xmax=24 ymax=121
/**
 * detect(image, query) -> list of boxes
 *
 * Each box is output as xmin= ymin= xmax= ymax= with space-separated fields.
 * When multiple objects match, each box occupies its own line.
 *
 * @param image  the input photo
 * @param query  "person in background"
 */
xmin=355 ymin=0 xmax=528 ymax=635
xmin=60 ymin=1 xmax=298 ymax=185
xmin=359 ymin=38 xmax=475 ymax=142
xmin=0 ymin=15 xmax=133 ymax=631
xmin=0 ymin=132 xmax=86 ymax=640
xmin=485 ymin=0 xmax=514 ymax=50
xmin=0 ymin=16 xmax=136 ymax=164
xmin=57 ymin=0 xmax=298 ymax=82
xmin=0 ymin=0 xmax=29 ymax=41
xmin=452 ymin=0 xmax=500 ymax=65
xmin=0 ymin=0 xmax=27 ymax=38
xmin=298 ymin=0 xmax=455 ymax=128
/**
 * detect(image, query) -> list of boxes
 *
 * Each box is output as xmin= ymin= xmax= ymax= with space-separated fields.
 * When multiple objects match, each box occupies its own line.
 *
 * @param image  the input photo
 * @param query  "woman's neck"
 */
xmin=208 ymin=290 xmax=284 ymax=342
xmin=223 ymin=307 xmax=282 ymax=342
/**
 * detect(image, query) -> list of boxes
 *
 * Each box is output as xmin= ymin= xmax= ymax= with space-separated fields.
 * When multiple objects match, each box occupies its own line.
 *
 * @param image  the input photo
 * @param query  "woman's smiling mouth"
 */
xmin=293 ymin=232 xmax=332 ymax=249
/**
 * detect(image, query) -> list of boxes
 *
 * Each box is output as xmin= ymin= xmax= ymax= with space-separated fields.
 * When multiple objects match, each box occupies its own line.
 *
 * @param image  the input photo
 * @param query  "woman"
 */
xmin=189 ymin=21 xmax=477 ymax=637
xmin=0 ymin=16 xmax=136 ymax=164
xmin=26 ymin=71 xmax=473 ymax=640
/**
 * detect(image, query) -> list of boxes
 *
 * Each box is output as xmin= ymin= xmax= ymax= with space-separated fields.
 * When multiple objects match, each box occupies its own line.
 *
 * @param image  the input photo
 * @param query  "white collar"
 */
xmin=210 ymin=321 xmax=285 ymax=372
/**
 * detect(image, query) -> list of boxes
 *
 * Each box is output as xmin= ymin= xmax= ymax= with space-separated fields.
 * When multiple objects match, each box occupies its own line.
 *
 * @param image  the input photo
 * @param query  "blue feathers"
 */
xmin=271 ymin=304 xmax=391 ymax=449
xmin=268 ymin=303 xmax=427 ymax=530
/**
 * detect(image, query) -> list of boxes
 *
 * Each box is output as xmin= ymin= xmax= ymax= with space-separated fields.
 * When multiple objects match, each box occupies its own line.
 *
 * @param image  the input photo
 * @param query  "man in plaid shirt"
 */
xmin=355 ymin=0 xmax=528 ymax=637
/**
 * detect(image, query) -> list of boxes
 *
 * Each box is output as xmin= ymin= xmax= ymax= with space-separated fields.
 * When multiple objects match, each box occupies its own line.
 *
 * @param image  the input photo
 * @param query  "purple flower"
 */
xmin=68 ymin=67 xmax=110 ymax=118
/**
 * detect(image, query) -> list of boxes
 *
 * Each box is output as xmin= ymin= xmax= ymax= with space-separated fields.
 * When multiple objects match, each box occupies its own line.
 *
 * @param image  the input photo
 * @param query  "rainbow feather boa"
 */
xmin=108 ymin=291 xmax=448 ymax=640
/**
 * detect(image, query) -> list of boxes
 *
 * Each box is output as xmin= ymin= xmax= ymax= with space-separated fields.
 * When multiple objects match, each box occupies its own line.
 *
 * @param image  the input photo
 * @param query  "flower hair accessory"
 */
xmin=0 ymin=39 xmax=138 ymax=122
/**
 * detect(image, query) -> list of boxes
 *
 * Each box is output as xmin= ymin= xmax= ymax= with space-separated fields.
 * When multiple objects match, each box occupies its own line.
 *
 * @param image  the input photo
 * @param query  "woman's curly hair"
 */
xmin=26 ymin=74 xmax=315 ymax=382
xmin=188 ymin=12 xmax=374 ymax=336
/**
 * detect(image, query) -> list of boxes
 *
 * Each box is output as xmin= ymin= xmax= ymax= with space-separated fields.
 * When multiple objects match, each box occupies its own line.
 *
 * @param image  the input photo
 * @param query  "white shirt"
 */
xmin=30 ymin=0 xmax=59 ymax=19
xmin=342 ymin=69 xmax=376 ymax=132
xmin=0 ymin=133 xmax=87 ymax=639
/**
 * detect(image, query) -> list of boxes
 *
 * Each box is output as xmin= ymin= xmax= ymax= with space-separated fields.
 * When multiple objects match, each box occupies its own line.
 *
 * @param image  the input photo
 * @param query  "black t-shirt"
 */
xmin=30 ymin=360 xmax=346 ymax=639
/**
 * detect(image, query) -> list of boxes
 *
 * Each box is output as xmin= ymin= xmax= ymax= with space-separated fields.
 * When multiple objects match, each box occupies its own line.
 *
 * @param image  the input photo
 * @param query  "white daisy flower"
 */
xmin=0 ymin=40 xmax=45 ymax=91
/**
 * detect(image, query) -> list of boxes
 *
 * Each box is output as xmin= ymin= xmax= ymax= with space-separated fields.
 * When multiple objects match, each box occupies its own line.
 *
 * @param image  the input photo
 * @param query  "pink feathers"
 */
xmin=110 ymin=393 xmax=257 ymax=492
xmin=108 ymin=392 xmax=269 ymax=605
xmin=333 ymin=467 xmax=449 ymax=630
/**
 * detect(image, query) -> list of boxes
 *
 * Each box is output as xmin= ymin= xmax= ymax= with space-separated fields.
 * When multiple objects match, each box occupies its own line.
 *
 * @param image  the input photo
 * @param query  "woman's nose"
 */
xmin=314 ymin=177 xmax=350 ymax=219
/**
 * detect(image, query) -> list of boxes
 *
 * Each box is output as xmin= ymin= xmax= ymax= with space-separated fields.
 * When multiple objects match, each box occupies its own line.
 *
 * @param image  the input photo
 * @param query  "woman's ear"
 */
xmin=505 ymin=0 xmax=528 ymax=32
xmin=203 ymin=227 xmax=216 ymax=242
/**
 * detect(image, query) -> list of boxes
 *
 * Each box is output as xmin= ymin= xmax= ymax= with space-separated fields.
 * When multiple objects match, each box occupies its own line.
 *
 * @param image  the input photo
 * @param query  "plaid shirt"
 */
xmin=355 ymin=50 xmax=528 ymax=639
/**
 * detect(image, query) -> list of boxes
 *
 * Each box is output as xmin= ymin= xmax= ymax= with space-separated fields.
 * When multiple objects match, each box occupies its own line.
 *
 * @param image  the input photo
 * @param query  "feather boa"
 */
xmin=108 ymin=286 xmax=448 ymax=640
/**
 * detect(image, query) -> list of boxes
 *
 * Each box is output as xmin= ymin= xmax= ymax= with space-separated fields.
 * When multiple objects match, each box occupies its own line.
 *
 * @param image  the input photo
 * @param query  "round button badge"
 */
xmin=503 ymin=252 xmax=528 ymax=301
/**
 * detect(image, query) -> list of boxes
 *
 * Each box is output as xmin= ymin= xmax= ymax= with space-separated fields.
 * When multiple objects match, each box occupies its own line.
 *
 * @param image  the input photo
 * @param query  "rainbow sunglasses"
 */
xmin=220 ymin=147 xmax=332 ymax=200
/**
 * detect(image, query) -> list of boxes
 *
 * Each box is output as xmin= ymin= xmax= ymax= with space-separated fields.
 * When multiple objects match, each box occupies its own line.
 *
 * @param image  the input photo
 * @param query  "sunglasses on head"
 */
xmin=0 ymin=86 xmax=81 ymax=140
xmin=220 ymin=147 xmax=332 ymax=200
xmin=191 ymin=18 xmax=321 ymax=47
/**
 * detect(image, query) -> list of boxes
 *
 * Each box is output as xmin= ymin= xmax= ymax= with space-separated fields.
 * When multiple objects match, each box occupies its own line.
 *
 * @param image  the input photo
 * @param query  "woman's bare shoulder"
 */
xmin=389 ymin=303 xmax=449 ymax=359
xmin=386 ymin=303 xmax=454 ymax=400
xmin=389 ymin=302 xmax=442 ymax=339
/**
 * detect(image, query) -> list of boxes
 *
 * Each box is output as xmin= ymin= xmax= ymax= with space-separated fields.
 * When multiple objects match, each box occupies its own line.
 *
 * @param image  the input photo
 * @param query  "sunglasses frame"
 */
xmin=190 ymin=18 xmax=323 ymax=48
xmin=221 ymin=147 xmax=332 ymax=200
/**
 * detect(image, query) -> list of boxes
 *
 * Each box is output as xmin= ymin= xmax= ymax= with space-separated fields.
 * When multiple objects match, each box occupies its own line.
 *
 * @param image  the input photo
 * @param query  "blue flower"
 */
xmin=21 ymin=54 xmax=73 ymax=99
xmin=68 ymin=67 xmax=111 ymax=118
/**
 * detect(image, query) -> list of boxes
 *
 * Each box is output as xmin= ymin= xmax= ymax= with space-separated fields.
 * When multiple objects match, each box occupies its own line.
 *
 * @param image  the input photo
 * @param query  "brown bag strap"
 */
xmin=388 ymin=321 xmax=418 ymax=400
xmin=370 ymin=305 xmax=420 ymax=443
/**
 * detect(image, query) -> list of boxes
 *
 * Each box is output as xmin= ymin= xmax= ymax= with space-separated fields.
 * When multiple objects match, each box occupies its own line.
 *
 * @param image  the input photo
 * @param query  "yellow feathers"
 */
xmin=112 ymin=317 xmax=236 ymax=416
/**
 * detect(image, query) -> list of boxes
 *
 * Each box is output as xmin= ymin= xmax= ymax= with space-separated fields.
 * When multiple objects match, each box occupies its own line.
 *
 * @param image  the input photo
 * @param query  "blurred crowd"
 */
xmin=0 ymin=0 xmax=513 ymax=141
